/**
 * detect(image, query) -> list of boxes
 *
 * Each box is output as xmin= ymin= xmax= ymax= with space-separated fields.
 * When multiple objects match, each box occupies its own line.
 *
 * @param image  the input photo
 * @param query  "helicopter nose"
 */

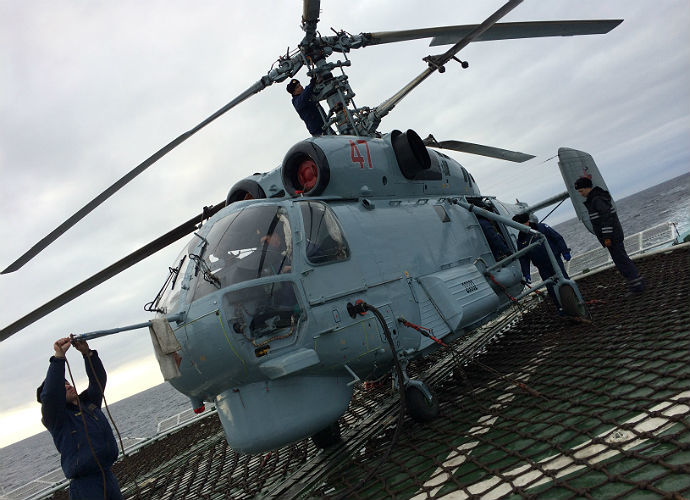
xmin=169 ymin=278 xmax=307 ymax=405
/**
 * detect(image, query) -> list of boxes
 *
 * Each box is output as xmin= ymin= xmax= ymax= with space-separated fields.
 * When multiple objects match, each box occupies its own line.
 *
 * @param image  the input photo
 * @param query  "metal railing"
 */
xmin=565 ymin=221 xmax=679 ymax=276
xmin=529 ymin=222 xmax=679 ymax=283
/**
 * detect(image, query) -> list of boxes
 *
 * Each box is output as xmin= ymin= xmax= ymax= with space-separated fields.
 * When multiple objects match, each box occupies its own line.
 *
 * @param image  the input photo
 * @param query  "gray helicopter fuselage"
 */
xmin=156 ymin=132 xmax=523 ymax=452
xmin=0 ymin=1 xmax=619 ymax=456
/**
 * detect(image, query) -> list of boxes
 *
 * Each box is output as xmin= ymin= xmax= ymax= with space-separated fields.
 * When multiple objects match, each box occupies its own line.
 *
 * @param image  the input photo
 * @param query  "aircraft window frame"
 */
xmin=223 ymin=280 xmax=304 ymax=344
xmin=187 ymin=205 xmax=294 ymax=303
xmin=155 ymin=239 xmax=195 ymax=312
xmin=298 ymin=201 xmax=350 ymax=266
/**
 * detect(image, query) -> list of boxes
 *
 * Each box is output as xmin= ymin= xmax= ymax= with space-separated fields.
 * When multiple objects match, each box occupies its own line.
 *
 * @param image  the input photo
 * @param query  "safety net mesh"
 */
xmin=48 ymin=246 xmax=689 ymax=499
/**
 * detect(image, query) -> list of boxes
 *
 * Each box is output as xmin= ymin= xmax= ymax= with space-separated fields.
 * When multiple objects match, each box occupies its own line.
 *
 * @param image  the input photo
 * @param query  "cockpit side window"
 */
xmin=153 ymin=239 xmax=194 ymax=313
xmin=299 ymin=201 xmax=350 ymax=265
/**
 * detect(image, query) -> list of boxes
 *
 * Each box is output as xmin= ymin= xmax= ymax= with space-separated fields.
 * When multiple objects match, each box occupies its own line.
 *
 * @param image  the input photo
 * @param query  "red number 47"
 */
xmin=350 ymin=140 xmax=373 ymax=169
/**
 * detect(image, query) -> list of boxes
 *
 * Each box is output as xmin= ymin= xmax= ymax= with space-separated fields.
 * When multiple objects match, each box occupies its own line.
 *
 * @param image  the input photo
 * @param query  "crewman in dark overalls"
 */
xmin=37 ymin=337 xmax=122 ymax=499
xmin=286 ymin=78 xmax=327 ymax=136
xmin=478 ymin=217 xmax=511 ymax=260
xmin=513 ymin=212 xmax=572 ymax=311
xmin=469 ymin=199 xmax=512 ymax=260
xmin=574 ymin=177 xmax=644 ymax=293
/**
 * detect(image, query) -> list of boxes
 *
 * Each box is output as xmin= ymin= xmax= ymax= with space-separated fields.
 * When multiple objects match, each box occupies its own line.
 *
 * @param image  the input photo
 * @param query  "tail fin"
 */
xmin=557 ymin=147 xmax=616 ymax=235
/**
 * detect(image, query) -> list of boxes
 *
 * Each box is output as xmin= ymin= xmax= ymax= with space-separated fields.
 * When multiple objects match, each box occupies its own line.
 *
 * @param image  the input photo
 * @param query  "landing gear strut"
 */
xmin=347 ymin=300 xmax=441 ymax=423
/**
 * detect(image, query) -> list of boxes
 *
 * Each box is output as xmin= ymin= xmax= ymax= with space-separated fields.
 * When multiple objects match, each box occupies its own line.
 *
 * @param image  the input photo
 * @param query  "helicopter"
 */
xmin=0 ymin=0 xmax=623 ymax=453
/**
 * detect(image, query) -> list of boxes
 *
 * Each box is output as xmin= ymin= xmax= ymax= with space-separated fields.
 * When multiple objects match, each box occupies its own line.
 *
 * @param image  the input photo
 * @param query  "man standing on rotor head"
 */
xmin=37 ymin=336 xmax=122 ymax=499
xmin=574 ymin=176 xmax=644 ymax=293
xmin=287 ymin=77 xmax=328 ymax=136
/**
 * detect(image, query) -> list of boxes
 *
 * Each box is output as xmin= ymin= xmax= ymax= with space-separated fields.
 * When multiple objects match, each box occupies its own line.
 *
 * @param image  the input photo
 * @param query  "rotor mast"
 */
xmin=294 ymin=0 xmax=525 ymax=137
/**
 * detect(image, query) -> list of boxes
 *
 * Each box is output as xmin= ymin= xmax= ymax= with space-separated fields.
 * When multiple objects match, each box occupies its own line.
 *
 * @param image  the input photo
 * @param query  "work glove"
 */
xmin=562 ymin=251 xmax=571 ymax=261
xmin=604 ymin=238 xmax=612 ymax=247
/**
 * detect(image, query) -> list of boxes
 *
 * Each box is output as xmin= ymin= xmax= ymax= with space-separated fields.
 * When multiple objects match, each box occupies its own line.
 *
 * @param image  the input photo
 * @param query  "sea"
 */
xmin=1 ymin=171 xmax=688 ymax=495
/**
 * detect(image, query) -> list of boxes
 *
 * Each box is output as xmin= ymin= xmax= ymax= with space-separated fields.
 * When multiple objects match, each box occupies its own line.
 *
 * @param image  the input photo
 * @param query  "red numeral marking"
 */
xmin=350 ymin=140 xmax=373 ymax=169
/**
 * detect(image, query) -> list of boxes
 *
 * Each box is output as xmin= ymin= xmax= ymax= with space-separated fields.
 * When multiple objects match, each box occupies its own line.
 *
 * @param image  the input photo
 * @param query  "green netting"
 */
xmin=47 ymin=246 xmax=690 ymax=500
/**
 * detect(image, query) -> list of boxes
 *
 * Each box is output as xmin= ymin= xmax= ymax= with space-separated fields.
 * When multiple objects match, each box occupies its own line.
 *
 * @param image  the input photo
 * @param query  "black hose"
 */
xmin=332 ymin=301 xmax=407 ymax=500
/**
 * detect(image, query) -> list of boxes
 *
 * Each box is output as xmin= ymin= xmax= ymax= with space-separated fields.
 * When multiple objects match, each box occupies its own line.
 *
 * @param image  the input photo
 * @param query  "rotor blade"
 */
xmin=302 ymin=0 xmax=321 ymax=41
xmin=423 ymin=135 xmax=535 ymax=163
xmin=0 ymin=201 xmax=226 ymax=342
xmin=366 ymin=26 xmax=476 ymax=46
xmin=429 ymin=20 xmax=623 ymax=46
xmin=2 ymin=79 xmax=270 ymax=275
xmin=524 ymin=191 xmax=570 ymax=213
xmin=370 ymin=0 xmax=523 ymax=130
xmin=302 ymin=0 xmax=320 ymax=25
xmin=364 ymin=20 xmax=622 ymax=47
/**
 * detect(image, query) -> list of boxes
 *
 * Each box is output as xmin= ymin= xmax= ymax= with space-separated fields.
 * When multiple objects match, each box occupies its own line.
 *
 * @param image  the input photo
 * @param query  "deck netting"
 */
xmin=48 ymin=246 xmax=689 ymax=499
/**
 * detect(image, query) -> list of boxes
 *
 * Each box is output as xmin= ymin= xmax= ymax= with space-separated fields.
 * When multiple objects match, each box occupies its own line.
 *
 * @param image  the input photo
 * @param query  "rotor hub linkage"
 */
xmin=424 ymin=55 xmax=469 ymax=73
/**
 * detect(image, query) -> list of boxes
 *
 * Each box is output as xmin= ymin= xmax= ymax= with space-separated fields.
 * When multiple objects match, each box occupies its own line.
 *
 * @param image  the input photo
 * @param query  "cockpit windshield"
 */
xmin=189 ymin=205 xmax=292 ymax=302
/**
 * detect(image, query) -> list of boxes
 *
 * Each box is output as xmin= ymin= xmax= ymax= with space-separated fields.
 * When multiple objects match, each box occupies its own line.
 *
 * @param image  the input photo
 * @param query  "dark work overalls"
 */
xmin=39 ymin=351 xmax=122 ymax=499
xmin=292 ymin=80 xmax=327 ymax=136
xmin=517 ymin=222 xmax=571 ymax=310
xmin=584 ymin=186 xmax=644 ymax=292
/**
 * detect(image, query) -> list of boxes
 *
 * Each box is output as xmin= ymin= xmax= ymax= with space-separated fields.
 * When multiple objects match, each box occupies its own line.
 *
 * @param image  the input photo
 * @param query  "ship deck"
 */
xmin=48 ymin=245 xmax=689 ymax=499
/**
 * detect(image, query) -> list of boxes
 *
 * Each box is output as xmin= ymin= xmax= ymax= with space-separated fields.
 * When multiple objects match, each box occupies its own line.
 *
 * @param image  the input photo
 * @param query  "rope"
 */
xmin=488 ymin=273 xmax=520 ymax=303
xmin=539 ymin=198 xmax=566 ymax=224
xmin=398 ymin=317 xmax=545 ymax=401
xmin=521 ymin=278 xmax=545 ymax=297
xmin=84 ymin=354 xmax=126 ymax=457
xmin=398 ymin=318 xmax=447 ymax=347
xmin=488 ymin=272 xmax=531 ymax=316
xmin=65 ymin=338 xmax=134 ymax=498
xmin=65 ymin=357 xmax=108 ymax=499
xmin=473 ymin=360 xmax=547 ymax=400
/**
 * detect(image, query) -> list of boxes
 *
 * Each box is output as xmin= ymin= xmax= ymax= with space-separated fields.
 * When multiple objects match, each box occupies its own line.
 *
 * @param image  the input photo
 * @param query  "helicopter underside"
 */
xmin=215 ymin=374 xmax=353 ymax=454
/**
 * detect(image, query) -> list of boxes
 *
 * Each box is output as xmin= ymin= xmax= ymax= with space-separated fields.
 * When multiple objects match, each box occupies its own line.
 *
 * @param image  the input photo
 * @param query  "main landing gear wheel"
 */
xmin=311 ymin=421 xmax=342 ymax=449
xmin=558 ymin=283 xmax=590 ymax=319
xmin=405 ymin=381 xmax=439 ymax=422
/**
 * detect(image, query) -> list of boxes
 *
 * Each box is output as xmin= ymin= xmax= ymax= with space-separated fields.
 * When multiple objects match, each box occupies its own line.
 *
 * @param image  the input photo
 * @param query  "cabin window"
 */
xmin=223 ymin=281 xmax=302 ymax=342
xmin=299 ymin=201 xmax=350 ymax=265
xmin=188 ymin=205 xmax=293 ymax=301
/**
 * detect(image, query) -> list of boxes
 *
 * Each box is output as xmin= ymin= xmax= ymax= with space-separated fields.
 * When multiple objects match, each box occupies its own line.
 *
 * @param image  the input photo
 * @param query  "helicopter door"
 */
xmin=298 ymin=201 xmax=365 ymax=303
xmin=470 ymin=199 xmax=514 ymax=261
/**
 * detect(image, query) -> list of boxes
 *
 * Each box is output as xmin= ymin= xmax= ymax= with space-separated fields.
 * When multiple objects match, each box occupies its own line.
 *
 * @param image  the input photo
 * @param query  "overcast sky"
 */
xmin=1 ymin=1 xmax=688 ymax=448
